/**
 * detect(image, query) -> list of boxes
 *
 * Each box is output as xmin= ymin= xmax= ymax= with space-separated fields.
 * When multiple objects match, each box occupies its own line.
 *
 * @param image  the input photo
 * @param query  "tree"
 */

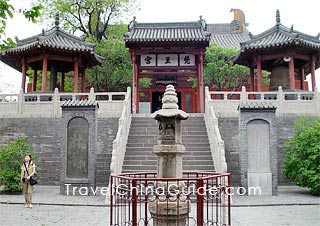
xmin=203 ymin=44 xmax=250 ymax=91
xmin=284 ymin=116 xmax=320 ymax=196
xmin=0 ymin=0 xmax=42 ymax=49
xmin=37 ymin=0 xmax=136 ymax=42
xmin=85 ymin=25 xmax=132 ymax=91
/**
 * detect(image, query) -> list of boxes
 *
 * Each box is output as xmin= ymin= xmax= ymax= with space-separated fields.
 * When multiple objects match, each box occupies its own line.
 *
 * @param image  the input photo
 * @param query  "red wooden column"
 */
xmin=256 ymin=57 xmax=262 ymax=92
xmin=41 ymin=54 xmax=48 ymax=91
xmin=81 ymin=68 xmax=86 ymax=92
xmin=289 ymin=55 xmax=295 ymax=89
xmin=32 ymin=69 xmax=37 ymax=91
xmin=250 ymin=66 xmax=255 ymax=91
xmin=300 ymin=67 xmax=305 ymax=90
xmin=132 ymin=52 xmax=138 ymax=113
xmin=61 ymin=72 xmax=65 ymax=92
xmin=21 ymin=58 xmax=27 ymax=93
xmin=73 ymin=58 xmax=79 ymax=93
xmin=198 ymin=51 xmax=205 ymax=113
xmin=310 ymin=56 xmax=316 ymax=91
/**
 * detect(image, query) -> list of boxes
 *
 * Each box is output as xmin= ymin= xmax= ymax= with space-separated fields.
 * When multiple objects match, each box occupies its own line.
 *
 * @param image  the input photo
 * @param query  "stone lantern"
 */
xmin=149 ymin=84 xmax=189 ymax=226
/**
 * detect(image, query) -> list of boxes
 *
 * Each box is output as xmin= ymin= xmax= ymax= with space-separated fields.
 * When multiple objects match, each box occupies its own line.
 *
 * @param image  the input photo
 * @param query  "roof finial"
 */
xmin=276 ymin=9 xmax=281 ymax=24
xmin=290 ymin=25 xmax=294 ymax=32
xmin=55 ymin=13 xmax=60 ymax=27
xmin=128 ymin=16 xmax=137 ymax=31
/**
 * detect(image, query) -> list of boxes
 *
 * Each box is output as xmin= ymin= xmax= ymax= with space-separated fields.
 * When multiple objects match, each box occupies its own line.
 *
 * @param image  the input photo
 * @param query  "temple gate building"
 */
xmin=124 ymin=17 xmax=211 ymax=113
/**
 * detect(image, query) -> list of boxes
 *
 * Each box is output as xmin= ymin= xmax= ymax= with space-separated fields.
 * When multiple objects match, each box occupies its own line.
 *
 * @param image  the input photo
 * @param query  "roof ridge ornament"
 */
xmin=128 ymin=16 xmax=136 ymax=31
xmin=276 ymin=9 xmax=281 ymax=26
xmin=55 ymin=13 xmax=60 ymax=28
xmin=199 ymin=15 xmax=207 ymax=31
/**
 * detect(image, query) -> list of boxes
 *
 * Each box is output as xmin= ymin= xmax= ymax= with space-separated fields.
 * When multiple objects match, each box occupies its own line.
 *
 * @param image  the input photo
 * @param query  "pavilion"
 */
xmin=233 ymin=10 xmax=320 ymax=91
xmin=0 ymin=15 xmax=102 ymax=93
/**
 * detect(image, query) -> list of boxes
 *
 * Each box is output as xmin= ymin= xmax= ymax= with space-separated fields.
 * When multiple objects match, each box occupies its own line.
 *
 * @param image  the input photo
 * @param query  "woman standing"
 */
xmin=20 ymin=153 xmax=36 ymax=208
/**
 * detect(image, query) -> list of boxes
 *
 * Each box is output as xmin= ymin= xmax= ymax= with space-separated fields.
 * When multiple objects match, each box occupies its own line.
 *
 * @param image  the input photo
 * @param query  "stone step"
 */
xmin=123 ymin=160 xmax=213 ymax=166
xmin=124 ymin=155 xmax=212 ymax=161
xmin=123 ymin=115 xmax=214 ymax=173
xmin=122 ymin=165 xmax=214 ymax=172
xmin=130 ymin=127 xmax=206 ymax=132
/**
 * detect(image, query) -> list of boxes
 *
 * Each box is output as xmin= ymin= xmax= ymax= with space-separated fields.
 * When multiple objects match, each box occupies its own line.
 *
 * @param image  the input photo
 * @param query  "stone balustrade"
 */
xmin=204 ymin=87 xmax=227 ymax=173
xmin=109 ymin=87 xmax=132 ymax=176
xmin=208 ymin=86 xmax=320 ymax=117
xmin=0 ymin=88 xmax=127 ymax=118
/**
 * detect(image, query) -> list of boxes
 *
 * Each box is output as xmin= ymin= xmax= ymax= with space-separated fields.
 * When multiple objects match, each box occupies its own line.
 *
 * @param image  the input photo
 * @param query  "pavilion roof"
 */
xmin=238 ymin=10 xmax=320 ymax=52
xmin=0 ymin=18 xmax=103 ymax=72
xmin=207 ymin=23 xmax=251 ymax=49
xmin=5 ymin=26 xmax=95 ymax=55
xmin=233 ymin=10 xmax=320 ymax=67
xmin=124 ymin=17 xmax=211 ymax=46
xmin=240 ymin=24 xmax=320 ymax=51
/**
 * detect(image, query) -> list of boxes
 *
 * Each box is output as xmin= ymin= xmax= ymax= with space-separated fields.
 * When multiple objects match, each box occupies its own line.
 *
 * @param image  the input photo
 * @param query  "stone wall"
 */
xmin=218 ymin=116 xmax=300 ymax=186
xmin=0 ymin=117 xmax=119 ymax=186
xmin=218 ymin=118 xmax=240 ymax=185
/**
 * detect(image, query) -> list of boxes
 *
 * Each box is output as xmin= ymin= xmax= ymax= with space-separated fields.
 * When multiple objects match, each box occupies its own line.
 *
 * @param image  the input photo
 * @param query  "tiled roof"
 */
xmin=61 ymin=100 xmax=98 ymax=107
xmin=124 ymin=19 xmax=211 ymax=44
xmin=240 ymin=24 xmax=320 ymax=50
xmin=5 ymin=26 xmax=95 ymax=54
xmin=238 ymin=102 xmax=277 ymax=110
xmin=207 ymin=24 xmax=251 ymax=49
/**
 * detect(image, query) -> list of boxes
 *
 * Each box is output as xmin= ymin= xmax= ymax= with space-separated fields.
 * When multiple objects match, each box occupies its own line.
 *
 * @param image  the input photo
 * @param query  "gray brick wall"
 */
xmin=218 ymin=118 xmax=240 ymax=186
xmin=218 ymin=116 xmax=301 ymax=187
xmin=0 ymin=117 xmax=119 ymax=187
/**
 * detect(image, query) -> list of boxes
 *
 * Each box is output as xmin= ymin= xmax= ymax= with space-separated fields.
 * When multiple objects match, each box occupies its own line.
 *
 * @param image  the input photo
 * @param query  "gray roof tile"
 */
xmin=61 ymin=100 xmax=98 ymax=107
xmin=124 ymin=20 xmax=211 ymax=43
xmin=241 ymin=24 xmax=320 ymax=50
xmin=238 ymin=102 xmax=277 ymax=110
xmin=207 ymin=24 xmax=251 ymax=49
xmin=6 ymin=26 xmax=95 ymax=54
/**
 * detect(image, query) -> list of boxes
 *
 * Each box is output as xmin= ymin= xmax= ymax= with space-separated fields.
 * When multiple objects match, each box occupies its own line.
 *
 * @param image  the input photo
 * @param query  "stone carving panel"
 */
xmin=67 ymin=117 xmax=89 ymax=178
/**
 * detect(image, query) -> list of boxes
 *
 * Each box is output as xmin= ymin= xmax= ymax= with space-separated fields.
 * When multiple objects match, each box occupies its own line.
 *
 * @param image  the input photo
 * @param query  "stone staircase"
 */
xmin=122 ymin=114 xmax=214 ymax=173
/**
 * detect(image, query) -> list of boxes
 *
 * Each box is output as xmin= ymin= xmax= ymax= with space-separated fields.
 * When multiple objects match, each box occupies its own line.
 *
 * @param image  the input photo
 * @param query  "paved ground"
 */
xmin=0 ymin=186 xmax=319 ymax=226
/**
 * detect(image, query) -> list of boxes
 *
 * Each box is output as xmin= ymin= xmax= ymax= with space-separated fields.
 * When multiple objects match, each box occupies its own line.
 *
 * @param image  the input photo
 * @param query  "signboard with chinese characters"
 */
xmin=140 ymin=54 xmax=195 ymax=67
xmin=157 ymin=54 xmax=178 ymax=66
xmin=141 ymin=54 xmax=156 ymax=66
xmin=179 ymin=54 xmax=195 ymax=66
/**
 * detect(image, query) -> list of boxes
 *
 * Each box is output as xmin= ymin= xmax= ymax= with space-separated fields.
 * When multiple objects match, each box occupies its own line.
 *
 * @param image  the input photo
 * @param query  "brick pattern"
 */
xmin=0 ymin=116 xmax=119 ymax=187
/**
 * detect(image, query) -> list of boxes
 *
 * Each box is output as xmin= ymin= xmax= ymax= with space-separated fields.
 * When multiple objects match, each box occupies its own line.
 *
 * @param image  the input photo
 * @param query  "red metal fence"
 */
xmin=110 ymin=172 xmax=231 ymax=226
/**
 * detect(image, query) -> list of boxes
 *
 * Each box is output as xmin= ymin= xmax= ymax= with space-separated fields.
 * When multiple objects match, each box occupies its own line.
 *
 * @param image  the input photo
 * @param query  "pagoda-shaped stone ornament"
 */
xmin=149 ymin=84 xmax=189 ymax=226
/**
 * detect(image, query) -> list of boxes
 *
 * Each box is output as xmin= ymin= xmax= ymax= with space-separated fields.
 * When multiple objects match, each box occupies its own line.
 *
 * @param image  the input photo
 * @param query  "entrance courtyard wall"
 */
xmin=0 ymin=117 xmax=119 ymax=186
xmin=218 ymin=116 xmax=300 ymax=186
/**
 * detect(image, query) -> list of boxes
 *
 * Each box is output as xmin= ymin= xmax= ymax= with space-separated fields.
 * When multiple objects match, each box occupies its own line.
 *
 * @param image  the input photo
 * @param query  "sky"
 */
xmin=0 ymin=0 xmax=319 ymax=93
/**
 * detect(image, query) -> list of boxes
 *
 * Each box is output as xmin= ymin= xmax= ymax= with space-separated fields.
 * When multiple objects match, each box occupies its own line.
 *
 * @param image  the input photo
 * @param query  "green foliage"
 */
xmin=284 ymin=116 xmax=320 ymax=196
xmin=0 ymin=1 xmax=42 ymax=50
xmin=37 ymin=0 xmax=136 ymax=42
xmin=85 ymin=30 xmax=132 ymax=91
xmin=204 ymin=44 xmax=250 ymax=90
xmin=0 ymin=138 xmax=35 ymax=193
xmin=139 ymin=78 xmax=151 ymax=89
xmin=187 ymin=77 xmax=198 ymax=88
